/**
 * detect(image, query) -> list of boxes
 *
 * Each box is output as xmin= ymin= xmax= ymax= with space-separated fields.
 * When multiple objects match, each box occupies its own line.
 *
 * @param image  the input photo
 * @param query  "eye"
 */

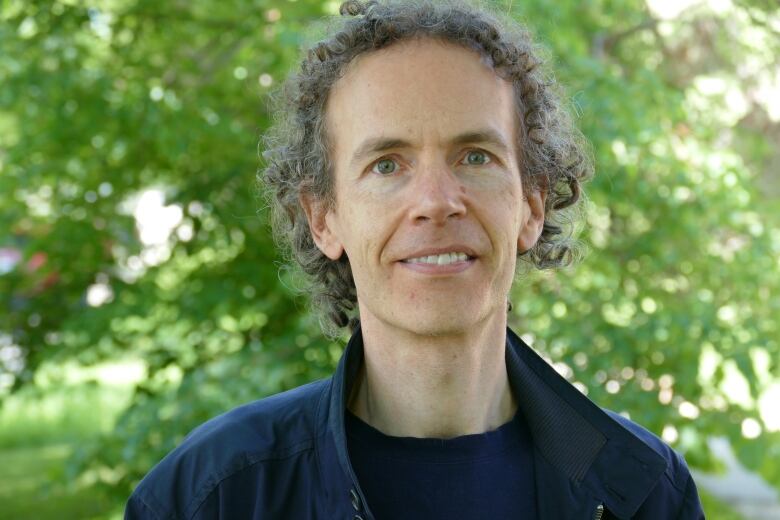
xmin=461 ymin=150 xmax=491 ymax=166
xmin=371 ymin=158 xmax=399 ymax=176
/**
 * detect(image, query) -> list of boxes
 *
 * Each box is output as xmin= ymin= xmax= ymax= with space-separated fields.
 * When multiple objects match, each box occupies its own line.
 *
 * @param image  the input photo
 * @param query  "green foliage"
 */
xmin=1 ymin=0 xmax=778 ymax=506
xmin=505 ymin=0 xmax=780 ymax=480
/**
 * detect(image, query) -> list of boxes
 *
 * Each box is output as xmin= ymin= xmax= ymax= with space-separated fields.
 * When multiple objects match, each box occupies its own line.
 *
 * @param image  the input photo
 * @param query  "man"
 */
xmin=126 ymin=1 xmax=705 ymax=518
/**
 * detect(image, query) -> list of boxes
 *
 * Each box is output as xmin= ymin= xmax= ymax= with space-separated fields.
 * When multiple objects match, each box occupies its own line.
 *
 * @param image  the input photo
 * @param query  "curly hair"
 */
xmin=260 ymin=0 xmax=593 ymax=337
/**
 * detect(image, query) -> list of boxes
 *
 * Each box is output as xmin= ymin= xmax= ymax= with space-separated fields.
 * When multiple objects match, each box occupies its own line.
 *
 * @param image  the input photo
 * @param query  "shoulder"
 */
xmin=126 ymin=378 xmax=330 ymax=520
xmin=604 ymin=410 xmax=704 ymax=519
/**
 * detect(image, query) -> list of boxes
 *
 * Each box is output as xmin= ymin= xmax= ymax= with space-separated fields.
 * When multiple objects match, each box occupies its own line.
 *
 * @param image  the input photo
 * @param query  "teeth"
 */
xmin=406 ymin=252 xmax=470 ymax=265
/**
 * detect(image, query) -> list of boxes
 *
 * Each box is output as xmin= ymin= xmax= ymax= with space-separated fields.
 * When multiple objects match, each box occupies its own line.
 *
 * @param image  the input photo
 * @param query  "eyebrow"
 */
xmin=348 ymin=128 xmax=512 ymax=169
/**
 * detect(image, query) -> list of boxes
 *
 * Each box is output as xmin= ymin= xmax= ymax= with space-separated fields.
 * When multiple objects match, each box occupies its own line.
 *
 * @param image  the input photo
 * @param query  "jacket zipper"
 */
xmin=593 ymin=503 xmax=604 ymax=520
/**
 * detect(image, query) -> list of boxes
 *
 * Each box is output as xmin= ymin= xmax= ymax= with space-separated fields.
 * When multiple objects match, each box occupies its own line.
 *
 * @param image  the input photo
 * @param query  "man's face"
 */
xmin=305 ymin=37 xmax=545 ymax=336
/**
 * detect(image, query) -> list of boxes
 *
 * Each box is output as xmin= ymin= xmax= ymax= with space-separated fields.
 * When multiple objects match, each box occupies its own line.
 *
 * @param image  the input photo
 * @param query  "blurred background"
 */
xmin=1 ymin=0 xmax=779 ymax=518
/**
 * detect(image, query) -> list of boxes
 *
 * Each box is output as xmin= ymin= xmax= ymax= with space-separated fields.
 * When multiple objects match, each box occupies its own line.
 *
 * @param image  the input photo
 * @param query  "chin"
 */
xmin=392 ymin=304 xmax=489 ymax=337
xmin=358 ymin=292 xmax=504 ymax=338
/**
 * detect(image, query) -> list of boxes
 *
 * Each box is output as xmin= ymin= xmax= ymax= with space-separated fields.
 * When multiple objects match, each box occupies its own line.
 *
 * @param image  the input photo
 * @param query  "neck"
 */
xmin=346 ymin=310 xmax=516 ymax=438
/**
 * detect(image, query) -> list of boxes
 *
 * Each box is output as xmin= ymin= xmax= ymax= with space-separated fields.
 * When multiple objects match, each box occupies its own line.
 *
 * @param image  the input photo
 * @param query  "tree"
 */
xmin=1 ymin=0 xmax=778 ymax=500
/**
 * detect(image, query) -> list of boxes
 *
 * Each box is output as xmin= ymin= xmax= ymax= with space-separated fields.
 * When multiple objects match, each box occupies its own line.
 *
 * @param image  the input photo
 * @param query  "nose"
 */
xmin=407 ymin=161 xmax=467 ymax=225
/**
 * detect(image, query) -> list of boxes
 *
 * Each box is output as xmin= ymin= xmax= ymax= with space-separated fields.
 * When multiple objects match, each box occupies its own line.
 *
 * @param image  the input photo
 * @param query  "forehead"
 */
xmin=325 ymin=38 xmax=518 ymax=166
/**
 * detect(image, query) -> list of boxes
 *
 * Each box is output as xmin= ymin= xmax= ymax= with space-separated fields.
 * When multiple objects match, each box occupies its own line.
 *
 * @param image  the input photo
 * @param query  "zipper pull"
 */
xmin=593 ymin=503 xmax=604 ymax=520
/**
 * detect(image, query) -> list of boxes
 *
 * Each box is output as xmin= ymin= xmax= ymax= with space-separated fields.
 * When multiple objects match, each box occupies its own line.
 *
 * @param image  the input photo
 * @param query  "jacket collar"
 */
xmin=504 ymin=326 xmax=668 ymax=518
xmin=317 ymin=324 xmax=667 ymax=519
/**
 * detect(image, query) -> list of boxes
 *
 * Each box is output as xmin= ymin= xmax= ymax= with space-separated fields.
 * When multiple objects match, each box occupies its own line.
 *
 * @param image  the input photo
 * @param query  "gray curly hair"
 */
xmin=260 ymin=0 xmax=593 ymax=337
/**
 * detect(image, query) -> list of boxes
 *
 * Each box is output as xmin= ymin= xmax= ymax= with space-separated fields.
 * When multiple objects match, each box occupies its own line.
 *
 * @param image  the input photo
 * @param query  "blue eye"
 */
xmin=462 ymin=150 xmax=490 ymax=166
xmin=372 ymin=158 xmax=398 ymax=175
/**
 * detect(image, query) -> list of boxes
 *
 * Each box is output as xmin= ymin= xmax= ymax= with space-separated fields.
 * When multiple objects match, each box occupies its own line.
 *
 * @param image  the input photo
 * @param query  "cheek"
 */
xmin=343 ymin=188 xmax=403 ymax=243
xmin=340 ymin=217 xmax=382 ymax=267
xmin=478 ymin=177 xmax=523 ymax=222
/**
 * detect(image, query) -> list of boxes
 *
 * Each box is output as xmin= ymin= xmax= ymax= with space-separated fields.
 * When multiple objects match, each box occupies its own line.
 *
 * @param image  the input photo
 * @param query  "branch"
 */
xmin=592 ymin=19 xmax=659 ymax=59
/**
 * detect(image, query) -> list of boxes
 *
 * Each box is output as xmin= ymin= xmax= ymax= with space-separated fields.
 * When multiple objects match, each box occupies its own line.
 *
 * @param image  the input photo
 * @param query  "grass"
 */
xmin=0 ymin=444 xmax=122 ymax=520
xmin=0 ymin=383 xmax=129 ymax=449
xmin=0 ymin=362 xmax=139 ymax=520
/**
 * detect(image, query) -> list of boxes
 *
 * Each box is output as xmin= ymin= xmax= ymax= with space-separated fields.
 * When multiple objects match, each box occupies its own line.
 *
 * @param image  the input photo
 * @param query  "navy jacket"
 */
xmin=126 ymin=326 xmax=705 ymax=519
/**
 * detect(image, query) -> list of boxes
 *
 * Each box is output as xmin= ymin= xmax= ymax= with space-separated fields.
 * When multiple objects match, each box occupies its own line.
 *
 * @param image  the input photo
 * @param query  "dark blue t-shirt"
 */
xmin=346 ymin=408 xmax=537 ymax=519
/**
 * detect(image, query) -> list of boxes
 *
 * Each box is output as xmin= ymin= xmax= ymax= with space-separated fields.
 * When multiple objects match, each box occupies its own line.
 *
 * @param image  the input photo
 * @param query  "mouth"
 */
xmin=399 ymin=245 xmax=477 ymax=275
xmin=400 ymin=251 xmax=476 ymax=266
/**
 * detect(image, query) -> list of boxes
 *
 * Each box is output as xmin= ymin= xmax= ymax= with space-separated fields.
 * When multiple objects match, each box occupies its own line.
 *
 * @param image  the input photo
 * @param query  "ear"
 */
xmin=299 ymin=192 xmax=345 ymax=261
xmin=518 ymin=188 xmax=547 ymax=254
